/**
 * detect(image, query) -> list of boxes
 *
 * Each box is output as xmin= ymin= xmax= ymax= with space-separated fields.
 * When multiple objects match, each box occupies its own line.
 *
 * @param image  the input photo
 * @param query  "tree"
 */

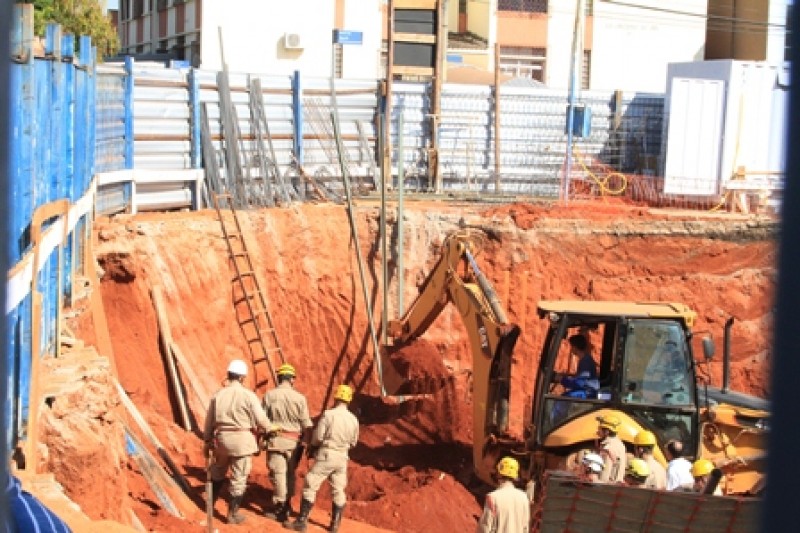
xmin=24 ymin=0 xmax=119 ymax=60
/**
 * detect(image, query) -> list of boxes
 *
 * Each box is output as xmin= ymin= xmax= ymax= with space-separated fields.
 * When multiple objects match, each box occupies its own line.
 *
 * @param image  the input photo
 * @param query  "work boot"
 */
xmin=329 ymin=503 xmax=344 ymax=533
xmin=227 ymin=494 xmax=246 ymax=525
xmin=265 ymin=500 xmax=289 ymax=523
xmin=211 ymin=480 xmax=225 ymax=504
xmin=284 ymin=498 xmax=313 ymax=531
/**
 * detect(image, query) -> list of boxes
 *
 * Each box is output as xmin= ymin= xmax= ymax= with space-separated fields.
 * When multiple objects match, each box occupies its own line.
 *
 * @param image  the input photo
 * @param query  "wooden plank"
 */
xmin=170 ymin=341 xmax=211 ymax=427
xmin=150 ymin=285 xmax=192 ymax=431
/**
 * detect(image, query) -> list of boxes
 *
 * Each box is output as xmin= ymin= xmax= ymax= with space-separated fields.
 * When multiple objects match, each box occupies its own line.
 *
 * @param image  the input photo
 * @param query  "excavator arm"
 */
xmin=387 ymin=230 xmax=521 ymax=485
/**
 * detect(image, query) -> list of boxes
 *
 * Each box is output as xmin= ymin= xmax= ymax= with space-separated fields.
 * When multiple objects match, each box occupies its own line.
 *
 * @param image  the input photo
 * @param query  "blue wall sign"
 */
xmin=333 ymin=30 xmax=363 ymax=45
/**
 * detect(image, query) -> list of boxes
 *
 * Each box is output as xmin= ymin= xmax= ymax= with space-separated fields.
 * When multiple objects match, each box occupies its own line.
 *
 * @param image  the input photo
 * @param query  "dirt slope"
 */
xmin=54 ymin=200 xmax=775 ymax=532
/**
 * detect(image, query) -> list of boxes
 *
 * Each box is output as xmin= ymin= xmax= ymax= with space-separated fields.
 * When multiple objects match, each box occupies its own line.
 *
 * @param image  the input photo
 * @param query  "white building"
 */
xmin=117 ymin=0 xmax=383 ymax=77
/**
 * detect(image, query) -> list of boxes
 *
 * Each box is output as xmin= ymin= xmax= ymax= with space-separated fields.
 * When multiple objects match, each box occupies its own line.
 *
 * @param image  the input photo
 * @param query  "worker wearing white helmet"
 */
xmin=203 ymin=358 xmax=273 ymax=525
xmin=286 ymin=384 xmax=359 ymax=533
xmin=262 ymin=363 xmax=313 ymax=523
xmin=477 ymin=457 xmax=530 ymax=533
xmin=580 ymin=452 xmax=604 ymax=482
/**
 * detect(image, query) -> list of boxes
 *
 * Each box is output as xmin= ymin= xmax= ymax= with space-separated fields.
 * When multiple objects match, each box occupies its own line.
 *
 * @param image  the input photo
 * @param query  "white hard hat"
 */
xmin=583 ymin=452 xmax=604 ymax=473
xmin=227 ymin=359 xmax=248 ymax=377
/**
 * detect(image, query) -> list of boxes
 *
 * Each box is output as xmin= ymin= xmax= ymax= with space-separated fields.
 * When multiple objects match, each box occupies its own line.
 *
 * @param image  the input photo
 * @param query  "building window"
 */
xmin=499 ymin=46 xmax=546 ymax=82
xmin=133 ymin=0 xmax=144 ymax=18
xmin=498 ymin=0 xmax=547 ymax=14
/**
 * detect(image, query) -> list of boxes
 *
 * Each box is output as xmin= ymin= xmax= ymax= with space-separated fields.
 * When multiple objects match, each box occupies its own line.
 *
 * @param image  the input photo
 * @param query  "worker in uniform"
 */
xmin=633 ymin=430 xmax=667 ymax=489
xmin=595 ymin=414 xmax=627 ymax=483
xmin=285 ymin=384 xmax=359 ymax=533
xmin=691 ymin=458 xmax=723 ymax=495
xmin=623 ymin=458 xmax=651 ymax=487
xmin=262 ymin=363 xmax=313 ymax=523
xmin=579 ymin=452 xmax=604 ymax=482
xmin=476 ymin=457 xmax=530 ymax=533
xmin=203 ymin=359 xmax=273 ymax=525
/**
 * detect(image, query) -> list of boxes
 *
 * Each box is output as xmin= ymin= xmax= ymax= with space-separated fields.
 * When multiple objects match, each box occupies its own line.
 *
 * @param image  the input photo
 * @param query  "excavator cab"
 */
xmin=529 ymin=302 xmax=700 ymax=476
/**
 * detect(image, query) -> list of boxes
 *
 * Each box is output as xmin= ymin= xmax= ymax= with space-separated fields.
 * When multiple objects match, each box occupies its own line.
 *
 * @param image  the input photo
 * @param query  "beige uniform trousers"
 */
xmin=263 ymin=382 xmax=312 ymax=504
xmin=302 ymin=448 xmax=349 ymax=506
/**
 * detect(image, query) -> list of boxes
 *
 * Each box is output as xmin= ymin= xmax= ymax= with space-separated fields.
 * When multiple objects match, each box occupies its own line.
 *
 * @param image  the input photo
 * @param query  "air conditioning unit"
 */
xmin=284 ymin=33 xmax=304 ymax=50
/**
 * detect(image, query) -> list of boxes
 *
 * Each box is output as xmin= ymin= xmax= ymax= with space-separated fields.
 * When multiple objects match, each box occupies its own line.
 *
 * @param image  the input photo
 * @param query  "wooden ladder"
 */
xmin=213 ymin=192 xmax=285 ymax=390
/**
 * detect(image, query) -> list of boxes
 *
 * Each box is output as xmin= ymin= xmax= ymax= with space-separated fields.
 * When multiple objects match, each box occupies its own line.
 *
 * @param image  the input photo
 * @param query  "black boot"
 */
xmin=211 ymin=480 xmax=225 ymax=504
xmin=227 ymin=494 xmax=246 ymax=525
xmin=265 ymin=500 xmax=289 ymax=523
xmin=329 ymin=503 xmax=344 ymax=533
xmin=284 ymin=498 xmax=313 ymax=531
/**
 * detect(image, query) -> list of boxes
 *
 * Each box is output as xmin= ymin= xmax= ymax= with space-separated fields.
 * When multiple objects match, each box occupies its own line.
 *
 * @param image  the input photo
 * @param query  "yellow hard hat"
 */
xmin=496 ymin=457 xmax=519 ymax=479
xmin=634 ymin=430 xmax=657 ymax=447
xmin=596 ymin=414 xmax=621 ymax=431
xmin=277 ymin=363 xmax=296 ymax=377
xmin=692 ymin=458 xmax=715 ymax=478
xmin=334 ymin=384 xmax=353 ymax=403
xmin=626 ymin=458 xmax=650 ymax=481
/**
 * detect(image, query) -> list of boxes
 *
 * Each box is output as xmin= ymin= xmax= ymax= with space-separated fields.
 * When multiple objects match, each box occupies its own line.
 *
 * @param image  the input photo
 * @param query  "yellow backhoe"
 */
xmin=383 ymin=229 xmax=768 ymax=522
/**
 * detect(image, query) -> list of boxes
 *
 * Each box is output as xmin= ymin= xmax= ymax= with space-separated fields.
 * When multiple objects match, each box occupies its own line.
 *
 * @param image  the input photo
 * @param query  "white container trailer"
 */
xmin=662 ymin=60 xmax=788 ymax=207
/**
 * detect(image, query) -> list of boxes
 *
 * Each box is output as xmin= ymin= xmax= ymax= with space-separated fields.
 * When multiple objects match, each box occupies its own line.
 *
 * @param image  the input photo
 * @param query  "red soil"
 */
xmin=47 ymin=199 xmax=775 ymax=532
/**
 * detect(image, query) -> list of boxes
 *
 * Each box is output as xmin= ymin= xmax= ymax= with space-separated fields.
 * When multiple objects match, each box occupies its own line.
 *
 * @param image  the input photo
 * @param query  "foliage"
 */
xmin=24 ymin=0 xmax=119 ymax=60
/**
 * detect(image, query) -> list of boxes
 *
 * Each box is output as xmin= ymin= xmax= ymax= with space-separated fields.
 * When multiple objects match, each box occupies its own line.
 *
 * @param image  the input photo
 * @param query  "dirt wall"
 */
xmin=62 ymin=200 xmax=775 ymax=532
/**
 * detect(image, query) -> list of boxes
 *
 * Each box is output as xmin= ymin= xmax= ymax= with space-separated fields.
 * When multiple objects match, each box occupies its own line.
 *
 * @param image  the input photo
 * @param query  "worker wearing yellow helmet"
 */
xmin=633 ymin=430 xmax=666 ymax=489
xmin=624 ymin=458 xmax=651 ymax=487
xmin=595 ymin=414 xmax=627 ymax=483
xmin=261 ymin=363 xmax=313 ymax=523
xmin=692 ymin=459 xmax=723 ymax=495
xmin=203 ymin=357 xmax=273 ymax=524
xmin=477 ymin=457 xmax=530 ymax=533
xmin=287 ymin=384 xmax=359 ymax=533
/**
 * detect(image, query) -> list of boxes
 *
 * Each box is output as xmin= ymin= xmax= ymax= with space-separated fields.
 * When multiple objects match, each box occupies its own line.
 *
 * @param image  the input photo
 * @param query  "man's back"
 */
xmin=666 ymin=457 xmax=694 ymax=490
xmin=477 ymin=481 xmax=530 ymax=533
xmin=264 ymin=382 xmax=312 ymax=431
xmin=644 ymin=455 xmax=667 ymax=489
xmin=316 ymin=404 xmax=359 ymax=453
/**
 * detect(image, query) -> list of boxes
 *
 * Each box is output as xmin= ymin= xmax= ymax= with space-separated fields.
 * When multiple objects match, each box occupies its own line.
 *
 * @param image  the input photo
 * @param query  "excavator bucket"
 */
xmin=379 ymin=338 xmax=450 ymax=396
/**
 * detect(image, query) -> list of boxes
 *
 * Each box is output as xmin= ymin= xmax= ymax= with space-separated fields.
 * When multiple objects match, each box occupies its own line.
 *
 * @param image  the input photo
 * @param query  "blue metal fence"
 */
xmin=5 ymin=4 xmax=95 ymax=461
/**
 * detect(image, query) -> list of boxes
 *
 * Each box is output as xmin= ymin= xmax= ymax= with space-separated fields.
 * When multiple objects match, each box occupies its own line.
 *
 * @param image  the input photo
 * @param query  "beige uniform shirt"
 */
xmin=313 ymin=404 xmax=359 ymax=455
xmin=476 ymin=480 xmax=530 ymax=533
xmin=598 ymin=435 xmax=627 ymax=483
xmin=263 ymin=381 xmax=313 ymax=452
xmin=203 ymin=380 xmax=272 ymax=457
xmin=643 ymin=454 xmax=667 ymax=490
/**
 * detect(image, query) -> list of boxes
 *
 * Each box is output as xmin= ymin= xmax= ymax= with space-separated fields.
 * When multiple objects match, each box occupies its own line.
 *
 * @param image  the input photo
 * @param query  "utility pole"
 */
xmin=564 ymin=0 xmax=586 ymax=203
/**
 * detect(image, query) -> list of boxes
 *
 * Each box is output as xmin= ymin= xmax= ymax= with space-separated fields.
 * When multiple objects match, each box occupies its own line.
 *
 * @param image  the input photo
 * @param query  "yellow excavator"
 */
xmin=384 ymin=230 xmax=768 ymax=502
